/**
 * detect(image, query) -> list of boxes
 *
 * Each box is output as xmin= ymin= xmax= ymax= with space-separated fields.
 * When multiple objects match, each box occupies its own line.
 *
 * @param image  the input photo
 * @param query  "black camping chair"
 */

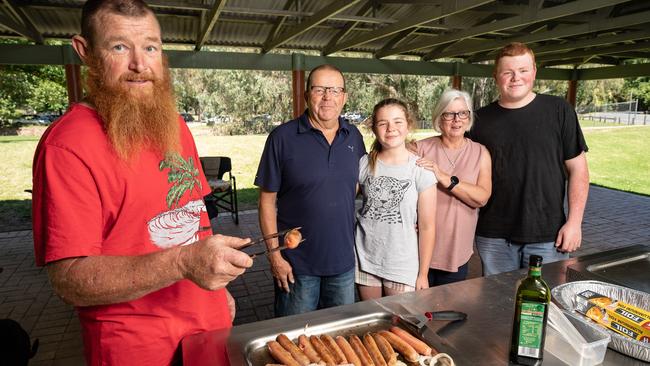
xmin=200 ymin=156 xmax=239 ymax=225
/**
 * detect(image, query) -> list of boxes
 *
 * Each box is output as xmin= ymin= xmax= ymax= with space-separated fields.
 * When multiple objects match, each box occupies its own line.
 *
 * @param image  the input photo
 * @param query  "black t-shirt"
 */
xmin=470 ymin=94 xmax=588 ymax=243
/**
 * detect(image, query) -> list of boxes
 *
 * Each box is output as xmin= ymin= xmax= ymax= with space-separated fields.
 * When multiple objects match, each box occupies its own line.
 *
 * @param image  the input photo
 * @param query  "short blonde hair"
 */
xmin=431 ymin=88 xmax=474 ymax=133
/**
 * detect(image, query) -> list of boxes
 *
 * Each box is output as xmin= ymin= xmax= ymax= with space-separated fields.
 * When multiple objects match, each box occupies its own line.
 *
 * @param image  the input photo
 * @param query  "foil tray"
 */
xmin=228 ymin=310 xmax=447 ymax=366
xmin=552 ymin=280 xmax=650 ymax=362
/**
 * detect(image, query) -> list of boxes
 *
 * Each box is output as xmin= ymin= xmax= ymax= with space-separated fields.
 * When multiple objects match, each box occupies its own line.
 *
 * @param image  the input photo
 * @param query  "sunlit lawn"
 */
xmin=1 ymin=122 xmax=648 ymax=230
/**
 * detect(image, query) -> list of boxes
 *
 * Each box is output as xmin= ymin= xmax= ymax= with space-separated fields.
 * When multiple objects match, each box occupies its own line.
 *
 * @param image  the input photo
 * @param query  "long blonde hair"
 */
xmin=366 ymin=98 xmax=416 ymax=174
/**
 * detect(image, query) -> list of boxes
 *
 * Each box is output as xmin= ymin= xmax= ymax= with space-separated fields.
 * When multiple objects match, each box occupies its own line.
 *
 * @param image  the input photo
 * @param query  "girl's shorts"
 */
xmin=355 ymin=267 xmax=415 ymax=292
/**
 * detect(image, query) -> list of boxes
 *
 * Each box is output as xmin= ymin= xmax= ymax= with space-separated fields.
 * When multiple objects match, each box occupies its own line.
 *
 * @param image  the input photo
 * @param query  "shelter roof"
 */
xmin=2 ymin=0 xmax=650 ymax=68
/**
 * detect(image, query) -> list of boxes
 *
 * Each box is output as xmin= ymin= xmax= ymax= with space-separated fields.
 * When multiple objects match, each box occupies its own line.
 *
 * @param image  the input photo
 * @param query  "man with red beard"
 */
xmin=31 ymin=1 xmax=252 ymax=364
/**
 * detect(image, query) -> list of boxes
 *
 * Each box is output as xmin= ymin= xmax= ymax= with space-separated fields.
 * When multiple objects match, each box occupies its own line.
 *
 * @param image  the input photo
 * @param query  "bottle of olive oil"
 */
xmin=509 ymin=255 xmax=551 ymax=366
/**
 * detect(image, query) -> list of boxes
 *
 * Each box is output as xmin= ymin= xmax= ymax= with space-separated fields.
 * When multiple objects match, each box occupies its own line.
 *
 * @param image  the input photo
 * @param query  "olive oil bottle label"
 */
xmin=517 ymin=301 xmax=546 ymax=357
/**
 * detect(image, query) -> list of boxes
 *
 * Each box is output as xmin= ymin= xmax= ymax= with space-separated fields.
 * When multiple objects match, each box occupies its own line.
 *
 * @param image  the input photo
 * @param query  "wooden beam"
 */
xmin=2 ymin=0 xmax=44 ymax=43
xmin=375 ymin=28 xmax=418 ymax=58
xmin=577 ymin=62 xmax=650 ymax=80
xmin=263 ymin=0 xmax=362 ymax=53
xmin=195 ymin=0 xmax=227 ymax=51
xmin=0 ymin=9 xmax=41 ymax=43
xmin=443 ymin=10 xmax=650 ymax=61
xmin=322 ymin=1 xmax=373 ymax=56
xmin=536 ymin=40 xmax=650 ymax=63
xmin=262 ymin=0 xmax=295 ymax=49
xmin=324 ymin=0 xmax=492 ymax=55
xmin=378 ymin=0 xmax=629 ymax=59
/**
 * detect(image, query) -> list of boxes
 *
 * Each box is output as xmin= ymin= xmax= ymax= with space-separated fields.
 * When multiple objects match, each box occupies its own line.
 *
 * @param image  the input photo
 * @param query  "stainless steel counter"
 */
xmin=213 ymin=245 xmax=650 ymax=365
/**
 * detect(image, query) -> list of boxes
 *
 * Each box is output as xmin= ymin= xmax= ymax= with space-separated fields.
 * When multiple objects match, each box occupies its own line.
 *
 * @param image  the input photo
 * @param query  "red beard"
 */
xmin=84 ymin=54 xmax=180 ymax=161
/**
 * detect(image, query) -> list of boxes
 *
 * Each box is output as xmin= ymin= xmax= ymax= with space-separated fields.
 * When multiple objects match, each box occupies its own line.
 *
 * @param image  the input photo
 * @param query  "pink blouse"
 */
xmin=416 ymin=136 xmax=484 ymax=272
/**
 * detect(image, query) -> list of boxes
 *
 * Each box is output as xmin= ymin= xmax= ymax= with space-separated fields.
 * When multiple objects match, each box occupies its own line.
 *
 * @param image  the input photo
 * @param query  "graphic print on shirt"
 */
xmin=147 ymin=153 xmax=207 ymax=249
xmin=360 ymin=175 xmax=411 ymax=224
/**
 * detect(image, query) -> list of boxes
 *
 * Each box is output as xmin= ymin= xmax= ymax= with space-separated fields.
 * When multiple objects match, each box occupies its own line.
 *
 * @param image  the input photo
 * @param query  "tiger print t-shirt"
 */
xmin=355 ymin=153 xmax=436 ymax=287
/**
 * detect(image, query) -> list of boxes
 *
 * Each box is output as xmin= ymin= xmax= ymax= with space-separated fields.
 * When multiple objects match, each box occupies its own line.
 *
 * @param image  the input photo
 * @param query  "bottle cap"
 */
xmin=530 ymin=255 xmax=543 ymax=267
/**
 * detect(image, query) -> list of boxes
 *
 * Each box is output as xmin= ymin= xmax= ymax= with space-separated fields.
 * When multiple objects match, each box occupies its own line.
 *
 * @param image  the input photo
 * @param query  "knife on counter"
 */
xmin=375 ymin=301 xmax=467 ymax=354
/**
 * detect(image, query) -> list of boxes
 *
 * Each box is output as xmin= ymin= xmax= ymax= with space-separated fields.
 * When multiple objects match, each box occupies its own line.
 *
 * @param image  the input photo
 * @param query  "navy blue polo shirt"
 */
xmin=255 ymin=112 xmax=366 ymax=276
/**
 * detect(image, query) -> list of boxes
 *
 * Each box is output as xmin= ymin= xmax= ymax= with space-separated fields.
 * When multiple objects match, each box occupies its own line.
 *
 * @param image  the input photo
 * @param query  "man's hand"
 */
xmin=555 ymin=221 xmax=582 ymax=253
xmin=269 ymin=252 xmax=294 ymax=293
xmin=177 ymin=234 xmax=253 ymax=291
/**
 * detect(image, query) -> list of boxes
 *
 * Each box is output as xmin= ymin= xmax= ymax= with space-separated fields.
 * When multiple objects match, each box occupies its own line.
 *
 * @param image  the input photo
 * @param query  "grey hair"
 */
xmin=431 ymin=88 xmax=474 ymax=133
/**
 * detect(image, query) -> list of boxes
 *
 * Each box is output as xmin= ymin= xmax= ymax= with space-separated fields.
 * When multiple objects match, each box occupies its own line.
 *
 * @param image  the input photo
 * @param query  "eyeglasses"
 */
xmin=310 ymin=86 xmax=346 ymax=97
xmin=441 ymin=110 xmax=470 ymax=121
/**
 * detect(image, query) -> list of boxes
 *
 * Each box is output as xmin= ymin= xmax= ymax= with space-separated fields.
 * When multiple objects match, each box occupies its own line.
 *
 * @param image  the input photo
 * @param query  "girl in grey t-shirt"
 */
xmin=355 ymin=98 xmax=437 ymax=301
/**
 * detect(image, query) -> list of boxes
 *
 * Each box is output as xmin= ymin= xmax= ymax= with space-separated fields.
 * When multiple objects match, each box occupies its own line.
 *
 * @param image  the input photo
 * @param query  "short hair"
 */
xmin=494 ymin=42 xmax=536 ymax=71
xmin=305 ymin=64 xmax=346 ymax=91
xmin=431 ymin=88 xmax=474 ymax=133
xmin=81 ymin=0 xmax=155 ymax=48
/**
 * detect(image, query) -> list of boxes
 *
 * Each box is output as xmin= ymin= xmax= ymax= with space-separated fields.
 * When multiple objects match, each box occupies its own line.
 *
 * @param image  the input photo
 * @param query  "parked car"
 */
xmin=342 ymin=111 xmax=365 ymax=124
xmin=13 ymin=114 xmax=53 ymax=126
xmin=180 ymin=113 xmax=195 ymax=122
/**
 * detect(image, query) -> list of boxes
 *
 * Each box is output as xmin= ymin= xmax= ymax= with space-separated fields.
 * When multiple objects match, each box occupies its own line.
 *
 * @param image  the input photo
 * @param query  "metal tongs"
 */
xmin=245 ymin=227 xmax=304 ymax=258
xmin=197 ymin=226 xmax=304 ymax=258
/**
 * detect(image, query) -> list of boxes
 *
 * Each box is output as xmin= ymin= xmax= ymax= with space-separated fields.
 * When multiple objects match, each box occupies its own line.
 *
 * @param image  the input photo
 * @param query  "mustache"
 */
xmin=119 ymin=72 xmax=156 ymax=82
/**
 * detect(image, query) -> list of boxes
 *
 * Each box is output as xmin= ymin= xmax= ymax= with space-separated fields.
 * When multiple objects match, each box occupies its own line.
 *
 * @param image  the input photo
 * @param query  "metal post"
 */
xmin=291 ymin=53 xmax=305 ymax=119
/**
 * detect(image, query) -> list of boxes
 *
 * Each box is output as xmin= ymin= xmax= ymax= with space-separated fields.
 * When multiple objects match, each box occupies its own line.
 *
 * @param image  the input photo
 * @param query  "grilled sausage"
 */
xmin=276 ymin=334 xmax=311 ymax=366
xmin=372 ymin=332 xmax=397 ymax=366
xmin=378 ymin=330 xmax=419 ymax=362
xmin=309 ymin=335 xmax=336 ymax=365
xmin=298 ymin=334 xmax=322 ymax=364
xmin=267 ymin=340 xmax=301 ymax=366
xmin=335 ymin=336 xmax=362 ymax=366
xmin=363 ymin=333 xmax=387 ymax=366
xmin=321 ymin=334 xmax=347 ymax=364
xmin=389 ymin=326 xmax=433 ymax=356
xmin=349 ymin=334 xmax=375 ymax=366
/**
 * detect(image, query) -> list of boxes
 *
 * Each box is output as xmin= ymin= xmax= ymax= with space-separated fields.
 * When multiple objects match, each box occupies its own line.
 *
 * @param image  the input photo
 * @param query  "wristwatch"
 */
xmin=447 ymin=176 xmax=459 ymax=191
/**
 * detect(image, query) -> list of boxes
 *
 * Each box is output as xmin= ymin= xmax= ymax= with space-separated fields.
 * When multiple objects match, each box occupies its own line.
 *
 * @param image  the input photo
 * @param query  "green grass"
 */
xmin=582 ymin=126 xmax=650 ymax=195
xmin=1 ymin=123 xmax=648 ymax=231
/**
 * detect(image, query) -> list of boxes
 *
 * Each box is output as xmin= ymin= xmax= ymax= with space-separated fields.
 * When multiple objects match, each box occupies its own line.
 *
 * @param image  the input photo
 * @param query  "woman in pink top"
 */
xmin=415 ymin=88 xmax=492 ymax=285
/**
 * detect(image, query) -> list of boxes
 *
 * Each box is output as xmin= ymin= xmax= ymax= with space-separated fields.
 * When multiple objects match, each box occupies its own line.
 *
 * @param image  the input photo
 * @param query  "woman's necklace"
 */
xmin=441 ymin=138 xmax=468 ymax=170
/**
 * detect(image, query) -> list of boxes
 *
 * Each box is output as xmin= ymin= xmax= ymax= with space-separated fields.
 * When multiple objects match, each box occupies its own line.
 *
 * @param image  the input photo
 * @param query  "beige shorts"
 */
xmin=355 ymin=267 xmax=415 ymax=292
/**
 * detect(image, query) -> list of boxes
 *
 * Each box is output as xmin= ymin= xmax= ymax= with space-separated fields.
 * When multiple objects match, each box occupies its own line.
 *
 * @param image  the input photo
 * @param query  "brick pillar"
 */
xmin=567 ymin=79 xmax=577 ymax=107
xmin=292 ymin=53 xmax=305 ymax=119
xmin=65 ymin=64 xmax=83 ymax=105
xmin=451 ymin=75 xmax=462 ymax=90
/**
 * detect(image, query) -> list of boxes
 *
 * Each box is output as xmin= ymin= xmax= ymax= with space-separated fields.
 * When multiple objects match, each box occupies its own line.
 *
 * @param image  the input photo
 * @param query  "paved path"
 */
xmin=1 ymin=186 xmax=648 ymax=365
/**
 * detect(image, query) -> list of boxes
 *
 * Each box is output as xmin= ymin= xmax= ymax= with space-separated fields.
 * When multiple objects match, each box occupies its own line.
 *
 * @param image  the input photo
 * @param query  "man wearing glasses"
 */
xmin=255 ymin=64 xmax=366 ymax=316
xmin=470 ymin=42 xmax=589 ymax=275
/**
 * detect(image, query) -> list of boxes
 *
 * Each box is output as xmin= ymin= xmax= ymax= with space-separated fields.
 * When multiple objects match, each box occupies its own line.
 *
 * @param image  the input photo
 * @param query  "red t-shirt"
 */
xmin=32 ymin=104 xmax=231 ymax=365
